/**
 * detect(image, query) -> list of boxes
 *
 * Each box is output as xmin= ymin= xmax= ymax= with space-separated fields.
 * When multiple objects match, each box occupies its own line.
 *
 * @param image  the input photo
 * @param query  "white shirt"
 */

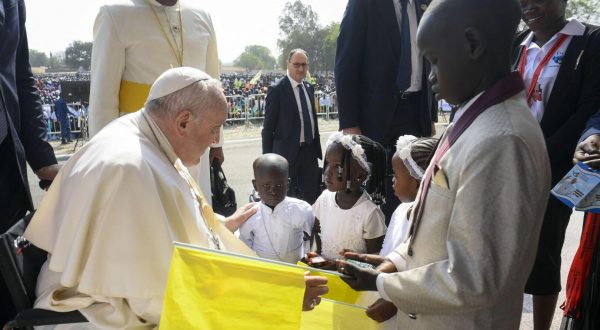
xmin=520 ymin=18 xmax=585 ymax=122
xmin=239 ymin=197 xmax=315 ymax=263
xmin=287 ymin=72 xmax=315 ymax=143
xmin=313 ymin=190 xmax=387 ymax=259
xmin=392 ymin=0 xmax=423 ymax=92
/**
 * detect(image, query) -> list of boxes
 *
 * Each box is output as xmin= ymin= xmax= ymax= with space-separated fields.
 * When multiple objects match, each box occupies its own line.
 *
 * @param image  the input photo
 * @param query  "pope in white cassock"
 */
xmin=25 ymin=67 xmax=328 ymax=329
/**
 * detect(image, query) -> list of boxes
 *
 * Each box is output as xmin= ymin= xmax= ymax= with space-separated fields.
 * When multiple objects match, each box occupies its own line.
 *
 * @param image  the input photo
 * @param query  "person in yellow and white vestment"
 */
xmin=88 ymin=0 xmax=222 ymax=199
xmin=26 ymin=67 xmax=328 ymax=329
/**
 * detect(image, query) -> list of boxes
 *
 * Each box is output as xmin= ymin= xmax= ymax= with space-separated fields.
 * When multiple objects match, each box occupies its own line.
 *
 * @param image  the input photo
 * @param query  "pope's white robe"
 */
xmin=25 ymin=110 xmax=252 ymax=329
xmin=88 ymin=0 xmax=221 ymax=197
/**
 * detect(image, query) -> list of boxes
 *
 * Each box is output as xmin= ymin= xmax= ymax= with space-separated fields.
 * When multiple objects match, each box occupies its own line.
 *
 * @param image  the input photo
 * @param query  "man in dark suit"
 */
xmin=1 ymin=0 xmax=60 ymax=323
xmin=334 ymin=0 xmax=435 ymax=219
xmin=262 ymin=49 xmax=322 ymax=205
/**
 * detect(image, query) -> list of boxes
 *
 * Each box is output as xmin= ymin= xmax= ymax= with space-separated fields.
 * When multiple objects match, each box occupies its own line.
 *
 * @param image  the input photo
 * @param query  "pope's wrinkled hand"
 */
xmin=302 ymin=272 xmax=328 ymax=311
xmin=338 ymin=260 xmax=380 ymax=291
xmin=224 ymin=202 xmax=257 ymax=232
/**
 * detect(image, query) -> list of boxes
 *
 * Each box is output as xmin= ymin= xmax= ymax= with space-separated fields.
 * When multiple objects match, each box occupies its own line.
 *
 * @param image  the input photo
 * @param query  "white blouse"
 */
xmin=313 ymin=190 xmax=387 ymax=259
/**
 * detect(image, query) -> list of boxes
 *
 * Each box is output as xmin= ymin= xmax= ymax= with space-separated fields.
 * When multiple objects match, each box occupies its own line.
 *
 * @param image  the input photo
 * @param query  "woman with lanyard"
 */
xmin=512 ymin=1 xmax=600 ymax=329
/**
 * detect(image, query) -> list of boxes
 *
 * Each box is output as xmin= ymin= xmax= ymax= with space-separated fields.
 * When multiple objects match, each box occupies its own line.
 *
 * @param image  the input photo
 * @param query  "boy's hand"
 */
xmin=342 ymin=251 xmax=387 ymax=267
xmin=338 ymin=260 xmax=380 ymax=291
xmin=366 ymin=298 xmax=397 ymax=323
xmin=376 ymin=260 xmax=398 ymax=273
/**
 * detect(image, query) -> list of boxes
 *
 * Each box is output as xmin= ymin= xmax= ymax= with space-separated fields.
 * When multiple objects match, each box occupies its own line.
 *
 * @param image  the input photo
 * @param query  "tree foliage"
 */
xmin=567 ymin=0 xmax=600 ymax=24
xmin=64 ymin=41 xmax=93 ymax=70
xmin=234 ymin=45 xmax=276 ymax=71
xmin=29 ymin=49 xmax=49 ymax=67
xmin=277 ymin=0 xmax=340 ymax=73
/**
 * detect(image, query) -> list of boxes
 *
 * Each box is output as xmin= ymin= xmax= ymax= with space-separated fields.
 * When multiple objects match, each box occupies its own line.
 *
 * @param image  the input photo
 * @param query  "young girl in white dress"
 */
xmin=308 ymin=132 xmax=388 ymax=269
xmin=352 ymin=135 xmax=438 ymax=329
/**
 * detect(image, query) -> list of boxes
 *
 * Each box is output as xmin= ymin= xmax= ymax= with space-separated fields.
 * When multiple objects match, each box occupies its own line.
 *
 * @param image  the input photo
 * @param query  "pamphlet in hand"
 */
xmin=551 ymin=162 xmax=600 ymax=213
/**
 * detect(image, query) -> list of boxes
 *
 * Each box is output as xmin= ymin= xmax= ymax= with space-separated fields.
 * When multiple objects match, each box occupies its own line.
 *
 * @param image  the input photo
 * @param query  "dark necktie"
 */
xmin=298 ymin=84 xmax=313 ymax=144
xmin=396 ymin=0 xmax=412 ymax=92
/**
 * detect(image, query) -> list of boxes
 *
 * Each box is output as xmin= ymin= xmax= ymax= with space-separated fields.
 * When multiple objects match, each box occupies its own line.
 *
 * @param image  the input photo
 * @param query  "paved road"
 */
xmin=28 ymin=129 xmax=580 ymax=329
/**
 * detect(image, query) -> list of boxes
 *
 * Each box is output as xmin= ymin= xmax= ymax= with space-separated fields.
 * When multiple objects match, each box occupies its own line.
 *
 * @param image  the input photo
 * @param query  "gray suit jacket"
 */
xmin=383 ymin=93 xmax=550 ymax=329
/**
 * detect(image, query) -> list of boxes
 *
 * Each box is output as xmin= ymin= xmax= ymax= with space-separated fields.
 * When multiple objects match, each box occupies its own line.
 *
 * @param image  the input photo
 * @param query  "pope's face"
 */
xmin=179 ymin=99 xmax=227 ymax=166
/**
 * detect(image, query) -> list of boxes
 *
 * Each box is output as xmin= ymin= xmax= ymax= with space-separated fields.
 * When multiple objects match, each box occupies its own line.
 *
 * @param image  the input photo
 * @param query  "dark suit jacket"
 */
xmin=262 ymin=76 xmax=322 ymax=165
xmin=334 ymin=0 xmax=435 ymax=144
xmin=512 ymin=24 xmax=600 ymax=185
xmin=0 ymin=0 xmax=57 ymax=213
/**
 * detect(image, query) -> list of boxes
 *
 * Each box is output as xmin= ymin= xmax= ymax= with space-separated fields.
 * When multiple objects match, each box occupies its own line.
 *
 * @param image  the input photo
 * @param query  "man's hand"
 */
xmin=338 ymin=260 xmax=380 ymax=291
xmin=209 ymin=147 xmax=225 ymax=165
xmin=431 ymin=121 xmax=437 ymax=137
xmin=574 ymin=134 xmax=600 ymax=169
xmin=303 ymin=272 xmax=329 ymax=311
xmin=224 ymin=202 xmax=257 ymax=232
xmin=342 ymin=127 xmax=362 ymax=135
xmin=35 ymin=164 xmax=61 ymax=181
xmin=343 ymin=251 xmax=387 ymax=267
xmin=366 ymin=298 xmax=397 ymax=323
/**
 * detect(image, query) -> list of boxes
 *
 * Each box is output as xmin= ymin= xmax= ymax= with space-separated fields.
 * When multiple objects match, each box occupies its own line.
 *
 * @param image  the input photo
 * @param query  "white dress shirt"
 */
xmin=287 ymin=73 xmax=315 ymax=143
xmin=520 ymin=18 xmax=585 ymax=122
xmin=392 ymin=0 xmax=423 ymax=92
xmin=239 ymin=197 xmax=315 ymax=263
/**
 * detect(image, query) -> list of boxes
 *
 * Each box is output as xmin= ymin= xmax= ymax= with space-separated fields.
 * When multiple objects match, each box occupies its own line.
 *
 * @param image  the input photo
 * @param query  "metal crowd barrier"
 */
xmin=224 ymin=92 xmax=338 ymax=126
xmin=44 ymin=92 xmax=338 ymax=138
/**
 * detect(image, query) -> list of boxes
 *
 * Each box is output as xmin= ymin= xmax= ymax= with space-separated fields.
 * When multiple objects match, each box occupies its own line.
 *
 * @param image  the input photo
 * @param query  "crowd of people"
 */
xmin=2 ymin=0 xmax=600 ymax=329
xmin=32 ymin=72 xmax=337 ymax=123
xmin=33 ymin=73 xmax=90 ymax=105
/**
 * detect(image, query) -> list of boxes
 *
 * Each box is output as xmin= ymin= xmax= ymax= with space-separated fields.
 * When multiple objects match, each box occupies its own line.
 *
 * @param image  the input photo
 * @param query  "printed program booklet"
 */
xmin=551 ymin=162 xmax=600 ymax=213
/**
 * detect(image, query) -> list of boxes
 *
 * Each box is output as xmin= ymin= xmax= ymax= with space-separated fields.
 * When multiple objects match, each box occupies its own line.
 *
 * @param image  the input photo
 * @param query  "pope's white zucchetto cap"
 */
xmin=147 ymin=67 xmax=211 ymax=102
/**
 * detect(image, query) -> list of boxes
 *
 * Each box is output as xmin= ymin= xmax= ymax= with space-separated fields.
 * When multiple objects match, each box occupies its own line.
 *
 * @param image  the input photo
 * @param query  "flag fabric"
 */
xmin=161 ymin=243 xmax=378 ymax=329
xmin=301 ymin=299 xmax=378 ymax=330
xmin=161 ymin=243 xmax=306 ymax=330
xmin=249 ymin=71 xmax=262 ymax=85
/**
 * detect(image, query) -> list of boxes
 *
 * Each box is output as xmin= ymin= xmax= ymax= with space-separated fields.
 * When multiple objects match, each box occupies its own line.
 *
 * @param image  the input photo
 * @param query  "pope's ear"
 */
xmin=174 ymin=110 xmax=192 ymax=134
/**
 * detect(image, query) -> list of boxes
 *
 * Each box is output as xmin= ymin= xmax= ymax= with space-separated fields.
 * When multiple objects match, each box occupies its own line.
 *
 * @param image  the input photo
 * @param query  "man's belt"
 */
xmin=119 ymin=80 xmax=152 ymax=113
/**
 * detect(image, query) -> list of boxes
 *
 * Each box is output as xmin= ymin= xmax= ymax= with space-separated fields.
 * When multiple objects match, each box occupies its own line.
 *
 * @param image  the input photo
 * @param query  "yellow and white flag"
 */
xmin=161 ymin=243 xmax=305 ymax=330
xmin=161 ymin=243 xmax=380 ymax=329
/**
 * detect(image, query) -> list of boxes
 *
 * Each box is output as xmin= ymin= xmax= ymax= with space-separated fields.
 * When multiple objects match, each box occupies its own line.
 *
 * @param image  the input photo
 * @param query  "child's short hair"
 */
xmin=325 ymin=132 xmax=387 ymax=205
xmin=395 ymin=136 xmax=438 ymax=180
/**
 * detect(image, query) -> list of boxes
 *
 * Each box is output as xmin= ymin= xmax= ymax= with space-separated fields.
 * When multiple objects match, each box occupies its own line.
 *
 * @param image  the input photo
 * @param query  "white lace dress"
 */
xmin=313 ymin=190 xmax=387 ymax=259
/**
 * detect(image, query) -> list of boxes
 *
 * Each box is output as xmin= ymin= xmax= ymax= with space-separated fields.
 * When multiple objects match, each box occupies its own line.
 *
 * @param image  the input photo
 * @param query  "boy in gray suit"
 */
xmin=338 ymin=0 xmax=551 ymax=328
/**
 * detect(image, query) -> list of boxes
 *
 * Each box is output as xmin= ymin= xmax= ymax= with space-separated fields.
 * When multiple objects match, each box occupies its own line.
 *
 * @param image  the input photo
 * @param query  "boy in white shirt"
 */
xmin=240 ymin=154 xmax=315 ymax=263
